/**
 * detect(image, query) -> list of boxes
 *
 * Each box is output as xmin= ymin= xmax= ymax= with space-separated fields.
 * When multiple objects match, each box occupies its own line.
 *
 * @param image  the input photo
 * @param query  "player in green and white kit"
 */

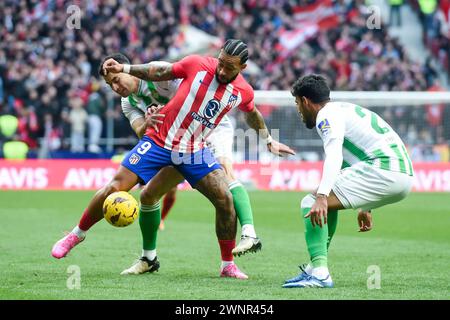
xmin=103 ymin=53 xmax=261 ymax=274
xmin=283 ymin=75 xmax=413 ymax=288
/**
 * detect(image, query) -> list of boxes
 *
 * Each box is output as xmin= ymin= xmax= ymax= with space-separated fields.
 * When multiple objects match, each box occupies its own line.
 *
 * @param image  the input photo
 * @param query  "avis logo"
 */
xmin=203 ymin=99 xmax=220 ymax=119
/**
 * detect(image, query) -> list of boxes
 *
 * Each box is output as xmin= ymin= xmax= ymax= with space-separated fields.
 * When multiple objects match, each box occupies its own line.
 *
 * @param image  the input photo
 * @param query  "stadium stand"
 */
xmin=0 ymin=0 xmax=448 ymax=162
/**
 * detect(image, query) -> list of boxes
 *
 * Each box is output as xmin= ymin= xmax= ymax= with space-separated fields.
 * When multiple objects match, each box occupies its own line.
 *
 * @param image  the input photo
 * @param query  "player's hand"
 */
xmin=305 ymin=194 xmax=328 ymax=228
xmin=358 ymin=210 xmax=373 ymax=232
xmin=145 ymin=105 xmax=165 ymax=132
xmin=103 ymin=58 xmax=124 ymax=74
xmin=267 ymin=140 xmax=296 ymax=157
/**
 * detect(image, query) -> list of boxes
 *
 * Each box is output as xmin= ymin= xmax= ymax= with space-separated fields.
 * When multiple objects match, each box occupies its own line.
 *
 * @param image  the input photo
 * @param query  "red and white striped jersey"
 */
xmin=144 ymin=55 xmax=255 ymax=153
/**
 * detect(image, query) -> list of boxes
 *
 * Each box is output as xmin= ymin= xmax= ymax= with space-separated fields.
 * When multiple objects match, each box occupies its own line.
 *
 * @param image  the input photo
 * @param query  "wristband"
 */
xmin=123 ymin=64 xmax=131 ymax=74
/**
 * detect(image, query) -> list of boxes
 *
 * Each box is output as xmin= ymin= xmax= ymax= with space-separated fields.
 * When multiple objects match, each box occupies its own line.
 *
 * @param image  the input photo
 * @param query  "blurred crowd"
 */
xmin=406 ymin=0 xmax=450 ymax=77
xmin=0 ymin=0 xmax=448 ymax=161
xmin=191 ymin=0 xmax=431 ymax=91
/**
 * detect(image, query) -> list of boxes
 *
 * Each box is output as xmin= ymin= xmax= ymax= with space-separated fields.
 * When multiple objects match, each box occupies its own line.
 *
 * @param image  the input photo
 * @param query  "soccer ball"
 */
xmin=103 ymin=191 xmax=139 ymax=227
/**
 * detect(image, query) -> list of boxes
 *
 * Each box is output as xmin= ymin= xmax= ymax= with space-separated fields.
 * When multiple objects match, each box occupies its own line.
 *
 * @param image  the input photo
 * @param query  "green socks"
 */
xmin=138 ymin=180 xmax=257 ymax=253
xmin=302 ymin=206 xmax=339 ymax=268
xmin=327 ymin=210 xmax=338 ymax=251
xmin=139 ymin=202 xmax=161 ymax=251
xmin=302 ymin=207 xmax=328 ymax=268
xmin=229 ymin=181 xmax=254 ymax=227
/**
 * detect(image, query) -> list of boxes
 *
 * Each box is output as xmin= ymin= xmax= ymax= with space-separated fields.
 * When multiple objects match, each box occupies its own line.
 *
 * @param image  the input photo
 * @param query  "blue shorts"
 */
xmin=121 ymin=136 xmax=221 ymax=187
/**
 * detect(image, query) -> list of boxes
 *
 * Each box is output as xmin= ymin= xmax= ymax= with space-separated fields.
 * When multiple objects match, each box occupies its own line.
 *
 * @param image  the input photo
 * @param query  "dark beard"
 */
xmin=306 ymin=119 xmax=315 ymax=129
xmin=215 ymin=70 xmax=239 ymax=84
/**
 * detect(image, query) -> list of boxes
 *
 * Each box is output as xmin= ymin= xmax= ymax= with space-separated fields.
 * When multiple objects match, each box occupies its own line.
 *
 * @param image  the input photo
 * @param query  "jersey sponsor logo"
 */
xmin=189 ymin=98 xmax=221 ymax=129
xmin=226 ymin=94 xmax=238 ymax=109
xmin=203 ymin=99 xmax=221 ymax=119
xmin=191 ymin=112 xmax=217 ymax=129
xmin=129 ymin=153 xmax=141 ymax=165
xmin=318 ymin=118 xmax=330 ymax=135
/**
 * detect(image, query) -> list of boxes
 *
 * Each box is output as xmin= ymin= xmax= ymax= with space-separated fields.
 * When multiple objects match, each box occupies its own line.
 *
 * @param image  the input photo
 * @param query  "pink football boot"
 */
xmin=51 ymin=233 xmax=84 ymax=259
xmin=220 ymin=264 xmax=249 ymax=280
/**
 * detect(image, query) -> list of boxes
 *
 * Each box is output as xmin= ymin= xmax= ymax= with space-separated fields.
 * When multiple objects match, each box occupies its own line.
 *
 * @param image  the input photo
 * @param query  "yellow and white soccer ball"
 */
xmin=103 ymin=191 xmax=139 ymax=227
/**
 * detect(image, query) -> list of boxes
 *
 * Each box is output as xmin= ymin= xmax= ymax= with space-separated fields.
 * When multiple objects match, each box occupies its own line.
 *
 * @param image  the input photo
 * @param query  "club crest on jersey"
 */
xmin=203 ymin=99 xmax=221 ymax=119
xmin=129 ymin=153 xmax=141 ymax=165
xmin=318 ymin=119 xmax=331 ymax=135
xmin=226 ymin=94 xmax=238 ymax=110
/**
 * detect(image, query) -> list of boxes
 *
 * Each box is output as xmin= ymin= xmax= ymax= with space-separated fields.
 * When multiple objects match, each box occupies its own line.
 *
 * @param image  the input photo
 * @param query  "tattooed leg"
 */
xmin=195 ymin=169 xmax=237 ymax=240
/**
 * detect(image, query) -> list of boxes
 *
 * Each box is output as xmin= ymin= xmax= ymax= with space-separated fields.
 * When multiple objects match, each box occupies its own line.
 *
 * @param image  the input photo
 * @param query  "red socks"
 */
xmin=218 ymin=239 xmax=235 ymax=261
xmin=78 ymin=209 xmax=102 ymax=231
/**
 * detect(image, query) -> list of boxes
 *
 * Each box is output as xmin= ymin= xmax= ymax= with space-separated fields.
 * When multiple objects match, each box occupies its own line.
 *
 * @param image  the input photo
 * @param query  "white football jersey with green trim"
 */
xmin=316 ymin=101 xmax=413 ymax=176
xmin=121 ymin=79 xmax=181 ymax=125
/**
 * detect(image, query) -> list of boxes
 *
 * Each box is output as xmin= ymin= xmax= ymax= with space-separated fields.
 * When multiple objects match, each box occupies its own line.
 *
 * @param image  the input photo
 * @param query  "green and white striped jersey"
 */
xmin=316 ymin=101 xmax=414 ymax=176
xmin=121 ymin=78 xmax=181 ymax=125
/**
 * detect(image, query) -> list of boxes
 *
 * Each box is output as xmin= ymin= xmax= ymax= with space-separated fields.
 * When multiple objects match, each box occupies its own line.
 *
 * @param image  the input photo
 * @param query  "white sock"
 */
xmin=304 ymin=263 xmax=313 ymax=275
xmin=311 ymin=266 xmax=330 ymax=280
xmin=221 ymin=261 xmax=234 ymax=270
xmin=241 ymin=224 xmax=257 ymax=238
xmin=142 ymin=249 xmax=157 ymax=261
xmin=72 ymin=226 xmax=86 ymax=239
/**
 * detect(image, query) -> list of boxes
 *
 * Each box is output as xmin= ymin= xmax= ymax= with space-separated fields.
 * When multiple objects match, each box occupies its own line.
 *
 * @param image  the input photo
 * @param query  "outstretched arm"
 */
xmin=244 ymin=108 xmax=295 ymax=157
xmin=244 ymin=108 xmax=270 ymax=139
xmin=103 ymin=60 xmax=175 ymax=81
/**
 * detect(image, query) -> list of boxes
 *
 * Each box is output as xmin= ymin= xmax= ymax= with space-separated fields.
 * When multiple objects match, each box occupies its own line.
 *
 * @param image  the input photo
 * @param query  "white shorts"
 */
xmin=332 ymin=162 xmax=413 ymax=211
xmin=206 ymin=115 xmax=234 ymax=161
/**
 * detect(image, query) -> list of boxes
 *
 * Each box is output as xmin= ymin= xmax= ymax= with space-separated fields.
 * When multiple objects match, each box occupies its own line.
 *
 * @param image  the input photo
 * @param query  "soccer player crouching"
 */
xmin=283 ymin=75 xmax=414 ymax=288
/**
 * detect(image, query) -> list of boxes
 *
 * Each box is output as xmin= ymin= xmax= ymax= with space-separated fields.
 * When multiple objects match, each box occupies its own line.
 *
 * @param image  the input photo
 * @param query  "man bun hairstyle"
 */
xmin=291 ymin=74 xmax=330 ymax=103
xmin=222 ymin=39 xmax=249 ymax=64
xmin=98 ymin=53 xmax=131 ymax=76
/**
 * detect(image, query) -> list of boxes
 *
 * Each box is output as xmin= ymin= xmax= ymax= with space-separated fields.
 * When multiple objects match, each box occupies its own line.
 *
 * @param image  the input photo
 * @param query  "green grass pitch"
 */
xmin=0 ymin=190 xmax=449 ymax=300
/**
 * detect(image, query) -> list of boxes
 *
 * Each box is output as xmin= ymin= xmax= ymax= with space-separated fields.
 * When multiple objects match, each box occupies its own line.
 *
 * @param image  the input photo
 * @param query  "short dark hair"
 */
xmin=98 ymin=53 xmax=131 ymax=77
xmin=291 ymin=74 xmax=330 ymax=103
xmin=222 ymin=39 xmax=248 ymax=64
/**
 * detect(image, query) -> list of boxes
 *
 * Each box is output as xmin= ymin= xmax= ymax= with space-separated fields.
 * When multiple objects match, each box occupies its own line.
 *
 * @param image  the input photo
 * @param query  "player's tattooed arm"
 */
xmin=129 ymin=62 xmax=175 ymax=81
xmin=103 ymin=59 xmax=175 ymax=81
xmin=244 ymin=108 xmax=270 ymax=139
xmin=244 ymin=108 xmax=296 ymax=156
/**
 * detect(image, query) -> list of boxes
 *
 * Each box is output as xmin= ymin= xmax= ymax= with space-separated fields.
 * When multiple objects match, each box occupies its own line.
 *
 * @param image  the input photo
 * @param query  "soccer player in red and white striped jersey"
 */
xmin=104 ymin=39 xmax=294 ymax=278
xmin=52 ymin=39 xmax=294 ymax=279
